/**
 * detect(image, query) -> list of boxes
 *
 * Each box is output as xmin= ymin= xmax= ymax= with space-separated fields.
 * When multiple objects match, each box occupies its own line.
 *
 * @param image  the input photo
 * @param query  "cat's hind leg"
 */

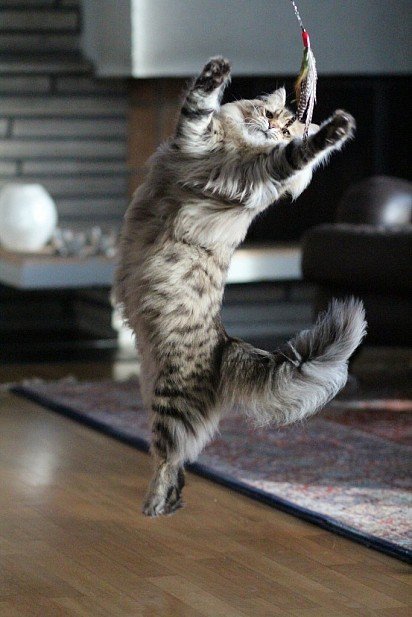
xmin=136 ymin=354 xmax=185 ymax=516
xmin=142 ymin=455 xmax=185 ymax=517
xmin=143 ymin=388 xmax=220 ymax=516
xmin=143 ymin=402 xmax=191 ymax=517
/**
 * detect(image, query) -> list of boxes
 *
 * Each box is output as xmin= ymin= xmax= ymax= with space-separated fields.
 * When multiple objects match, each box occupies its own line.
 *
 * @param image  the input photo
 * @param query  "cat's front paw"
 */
xmin=196 ymin=56 xmax=231 ymax=92
xmin=325 ymin=110 xmax=356 ymax=145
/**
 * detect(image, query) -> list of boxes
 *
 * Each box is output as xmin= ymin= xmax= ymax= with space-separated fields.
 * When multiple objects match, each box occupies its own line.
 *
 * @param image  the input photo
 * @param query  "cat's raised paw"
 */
xmin=326 ymin=110 xmax=356 ymax=144
xmin=196 ymin=56 xmax=231 ymax=92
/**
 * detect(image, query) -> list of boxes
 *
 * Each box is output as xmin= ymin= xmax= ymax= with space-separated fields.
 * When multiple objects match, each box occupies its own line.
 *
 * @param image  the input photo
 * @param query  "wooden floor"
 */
xmin=0 ymin=360 xmax=411 ymax=616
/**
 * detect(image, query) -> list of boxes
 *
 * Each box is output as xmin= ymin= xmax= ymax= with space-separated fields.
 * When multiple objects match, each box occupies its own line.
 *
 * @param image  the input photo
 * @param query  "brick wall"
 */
xmin=0 ymin=0 xmax=129 ymax=228
xmin=0 ymin=0 xmax=131 ymax=358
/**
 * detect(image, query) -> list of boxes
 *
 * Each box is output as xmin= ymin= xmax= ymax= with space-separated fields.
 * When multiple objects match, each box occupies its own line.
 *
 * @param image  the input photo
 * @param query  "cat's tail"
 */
xmin=219 ymin=297 xmax=366 ymax=427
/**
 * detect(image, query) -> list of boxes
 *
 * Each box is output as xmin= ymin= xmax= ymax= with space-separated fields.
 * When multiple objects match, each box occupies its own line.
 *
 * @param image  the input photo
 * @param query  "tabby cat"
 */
xmin=114 ymin=57 xmax=366 ymax=516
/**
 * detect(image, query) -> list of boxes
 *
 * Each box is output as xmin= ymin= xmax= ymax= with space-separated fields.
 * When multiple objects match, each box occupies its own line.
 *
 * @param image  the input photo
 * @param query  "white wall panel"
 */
xmin=82 ymin=0 xmax=412 ymax=77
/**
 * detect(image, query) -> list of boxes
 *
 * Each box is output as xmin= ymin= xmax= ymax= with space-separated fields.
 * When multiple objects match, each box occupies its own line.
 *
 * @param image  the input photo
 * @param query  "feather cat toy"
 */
xmin=290 ymin=0 xmax=318 ymax=139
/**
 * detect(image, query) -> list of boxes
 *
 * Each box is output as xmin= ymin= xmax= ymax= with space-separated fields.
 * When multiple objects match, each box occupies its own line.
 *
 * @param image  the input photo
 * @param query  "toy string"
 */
xmin=290 ymin=0 xmax=305 ymax=31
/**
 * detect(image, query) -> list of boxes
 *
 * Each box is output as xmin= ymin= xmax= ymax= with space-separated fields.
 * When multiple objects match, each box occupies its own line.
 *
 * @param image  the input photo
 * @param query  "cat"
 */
xmin=114 ymin=57 xmax=367 ymax=517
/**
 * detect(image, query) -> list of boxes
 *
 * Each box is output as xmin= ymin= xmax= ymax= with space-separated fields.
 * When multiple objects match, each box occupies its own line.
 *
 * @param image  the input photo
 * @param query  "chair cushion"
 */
xmin=313 ymin=287 xmax=412 ymax=346
xmin=302 ymin=223 xmax=412 ymax=294
xmin=337 ymin=175 xmax=412 ymax=225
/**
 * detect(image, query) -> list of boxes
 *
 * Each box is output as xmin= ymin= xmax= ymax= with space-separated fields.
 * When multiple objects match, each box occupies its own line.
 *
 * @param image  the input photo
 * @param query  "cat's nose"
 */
xmin=268 ymin=120 xmax=280 ymax=130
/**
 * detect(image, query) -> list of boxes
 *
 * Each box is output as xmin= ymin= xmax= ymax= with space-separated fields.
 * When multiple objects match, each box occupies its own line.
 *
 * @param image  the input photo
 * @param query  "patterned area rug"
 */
xmin=12 ymin=378 xmax=412 ymax=563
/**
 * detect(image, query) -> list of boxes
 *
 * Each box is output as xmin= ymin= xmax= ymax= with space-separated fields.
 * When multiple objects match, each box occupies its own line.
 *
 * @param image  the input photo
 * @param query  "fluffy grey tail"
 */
xmin=219 ymin=297 xmax=367 ymax=426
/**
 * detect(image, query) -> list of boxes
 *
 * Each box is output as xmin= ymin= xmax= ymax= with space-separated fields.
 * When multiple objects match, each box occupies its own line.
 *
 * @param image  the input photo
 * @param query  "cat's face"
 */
xmin=218 ymin=87 xmax=317 ymax=147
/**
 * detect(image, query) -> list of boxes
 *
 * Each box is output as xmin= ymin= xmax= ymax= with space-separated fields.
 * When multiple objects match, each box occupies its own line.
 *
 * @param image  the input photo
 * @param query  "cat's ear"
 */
xmin=271 ymin=88 xmax=286 ymax=107
xmin=265 ymin=87 xmax=286 ymax=109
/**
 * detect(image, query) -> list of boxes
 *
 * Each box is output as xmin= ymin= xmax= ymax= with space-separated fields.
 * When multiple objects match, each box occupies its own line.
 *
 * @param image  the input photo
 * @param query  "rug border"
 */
xmin=11 ymin=384 xmax=412 ymax=565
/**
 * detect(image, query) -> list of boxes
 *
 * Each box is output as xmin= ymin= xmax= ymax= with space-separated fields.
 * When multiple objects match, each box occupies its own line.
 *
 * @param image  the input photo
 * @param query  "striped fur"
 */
xmin=114 ymin=57 xmax=366 ymax=516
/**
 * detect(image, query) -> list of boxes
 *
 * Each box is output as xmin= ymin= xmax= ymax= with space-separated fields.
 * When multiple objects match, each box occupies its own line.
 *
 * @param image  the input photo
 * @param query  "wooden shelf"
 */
xmin=0 ymin=248 xmax=116 ymax=289
xmin=0 ymin=243 xmax=301 ymax=290
xmin=227 ymin=243 xmax=301 ymax=284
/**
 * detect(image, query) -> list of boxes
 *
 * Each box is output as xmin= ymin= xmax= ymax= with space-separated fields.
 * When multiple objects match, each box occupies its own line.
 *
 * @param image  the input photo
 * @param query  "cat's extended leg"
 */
xmin=143 ymin=381 xmax=220 ymax=516
xmin=175 ymin=56 xmax=231 ymax=142
xmin=143 ymin=409 xmax=187 ymax=517
xmin=143 ymin=391 xmax=197 ymax=517
xmin=142 ymin=453 xmax=185 ymax=517
xmin=268 ymin=110 xmax=356 ymax=180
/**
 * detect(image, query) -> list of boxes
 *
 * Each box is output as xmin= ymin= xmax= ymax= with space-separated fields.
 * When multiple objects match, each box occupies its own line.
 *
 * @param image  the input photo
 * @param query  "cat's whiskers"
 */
xmin=250 ymin=101 xmax=263 ymax=115
xmin=244 ymin=118 xmax=264 ymax=133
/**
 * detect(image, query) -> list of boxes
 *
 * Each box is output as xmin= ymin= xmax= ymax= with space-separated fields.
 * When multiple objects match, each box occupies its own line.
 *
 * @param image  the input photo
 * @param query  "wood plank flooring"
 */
xmin=0 ymin=361 xmax=411 ymax=616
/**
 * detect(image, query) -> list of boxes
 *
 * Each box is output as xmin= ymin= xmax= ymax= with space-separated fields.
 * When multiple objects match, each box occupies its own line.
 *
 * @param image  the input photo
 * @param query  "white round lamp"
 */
xmin=0 ymin=183 xmax=58 ymax=252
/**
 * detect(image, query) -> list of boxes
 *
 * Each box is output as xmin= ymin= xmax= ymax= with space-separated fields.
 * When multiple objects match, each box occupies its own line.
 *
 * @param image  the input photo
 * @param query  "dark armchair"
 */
xmin=302 ymin=176 xmax=412 ymax=346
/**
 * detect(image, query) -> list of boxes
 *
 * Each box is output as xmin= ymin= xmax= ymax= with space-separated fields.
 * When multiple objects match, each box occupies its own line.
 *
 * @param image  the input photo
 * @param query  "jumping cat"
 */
xmin=114 ymin=57 xmax=366 ymax=516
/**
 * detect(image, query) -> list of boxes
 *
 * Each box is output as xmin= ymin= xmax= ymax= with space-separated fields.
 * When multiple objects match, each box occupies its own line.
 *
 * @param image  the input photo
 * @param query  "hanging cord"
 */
xmin=290 ymin=0 xmax=304 ymax=29
xmin=289 ymin=0 xmax=318 ymax=140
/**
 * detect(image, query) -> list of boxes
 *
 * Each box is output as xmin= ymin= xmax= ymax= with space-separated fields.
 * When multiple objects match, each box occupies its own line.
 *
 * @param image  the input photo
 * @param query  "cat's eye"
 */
xmin=265 ymin=110 xmax=274 ymax=119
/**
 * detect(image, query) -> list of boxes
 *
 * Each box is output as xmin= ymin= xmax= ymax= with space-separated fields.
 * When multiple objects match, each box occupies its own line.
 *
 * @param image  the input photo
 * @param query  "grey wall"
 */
xmin=82 ymin=0 xmax=132 ymax=76
xmin=0 ymin=0 xmax=129 ymax=228
xmin=82 ymin=0 xmax=412 ymax=77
